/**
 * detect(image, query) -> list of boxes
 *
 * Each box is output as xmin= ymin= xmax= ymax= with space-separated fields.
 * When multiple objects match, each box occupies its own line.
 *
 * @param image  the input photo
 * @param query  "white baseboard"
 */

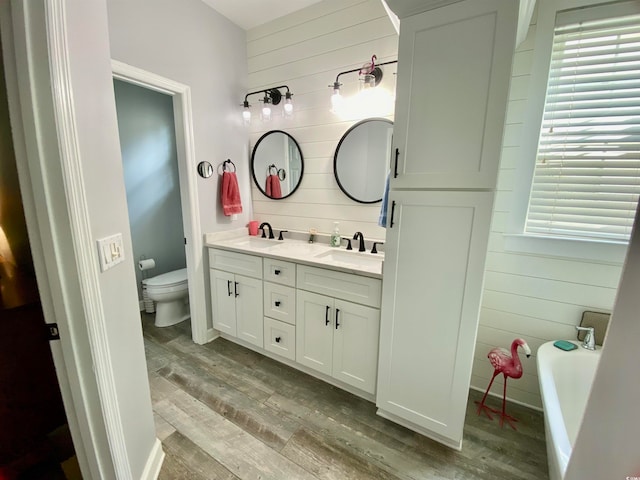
xmin=469 ymin=385 xmax=543 ymax=412
xmin=140 ymin=438 xmax=164 ymax=480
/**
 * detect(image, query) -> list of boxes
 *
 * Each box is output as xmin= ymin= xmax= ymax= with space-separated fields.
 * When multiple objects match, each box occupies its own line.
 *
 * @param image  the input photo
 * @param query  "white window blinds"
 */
xmin=525 ymin=9 xmax=640 ymax=242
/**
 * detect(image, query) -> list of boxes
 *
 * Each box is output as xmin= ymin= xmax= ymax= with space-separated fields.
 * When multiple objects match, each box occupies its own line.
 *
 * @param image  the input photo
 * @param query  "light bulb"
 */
xmin=262 ymin=105 xmax=272 ymax=122
xmin=242 ymin=108 xmax=251 ymax=125
xmin=331 ymin=88 xmax=343 ymax=112
xmin=284 ymin=92 xmax=293 ymax=117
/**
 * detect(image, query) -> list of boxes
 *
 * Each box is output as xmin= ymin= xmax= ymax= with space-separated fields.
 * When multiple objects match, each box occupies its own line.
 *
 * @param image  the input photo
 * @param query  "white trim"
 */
xmin=504 ymin=234 xmax=628 ymax=264
xmin=111 ymin=60 xmax=208 ymax=345
xmin=46 ymin=1 xmax=132 ymax=477
xmin=468 ymin=385 xmax=543 ymax=412
xmin=139 ymin=439 xmax=165 ymax=480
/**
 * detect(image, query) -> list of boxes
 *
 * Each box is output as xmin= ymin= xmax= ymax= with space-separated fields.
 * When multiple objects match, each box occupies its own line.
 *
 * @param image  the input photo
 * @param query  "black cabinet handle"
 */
xmin=325 ymin=305 xmax=330 ymax=326
xmin=274 ymin=269 xmax=281 ymax=275
xmin=393 ymin=148 xmax=399 ymax=178
xmin=227 ymin=280 xmax=232 ymax=296
xmin=234 ymin=281 xmax=239 ymax=297
xmin=275 ymin=336 xmax=281 ymax=343
xmin=335 ymin=308 xmax=340 ymax=329
xmin=275 ymin=301 xmax=281 ymax=307
xmin=390 ymin=200 xmax=396 ymax=228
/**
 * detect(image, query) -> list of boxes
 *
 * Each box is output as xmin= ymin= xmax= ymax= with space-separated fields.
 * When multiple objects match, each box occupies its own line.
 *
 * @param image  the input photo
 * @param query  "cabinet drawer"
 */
xmin=263 ymin=282 xmax=296 ymax=325
xmin=263 ymin=257 xmax=295 ymax=286
xmin=264 ymin=317 xmax=295 ymax=361
xmin=209 ymin=248 xmax=262 ymax=279
xmin=297 ymin=265 xmax=382 ymax=308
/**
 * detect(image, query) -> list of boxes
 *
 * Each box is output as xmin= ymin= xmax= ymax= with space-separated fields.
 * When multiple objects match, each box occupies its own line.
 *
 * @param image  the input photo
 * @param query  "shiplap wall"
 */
xmin=247 ymin=1 xmax=626 ymax=410
xmin=471 ymin=12 xmax=625 ymax=409
xmin=246 ymin=0 xmax=398 ymax=240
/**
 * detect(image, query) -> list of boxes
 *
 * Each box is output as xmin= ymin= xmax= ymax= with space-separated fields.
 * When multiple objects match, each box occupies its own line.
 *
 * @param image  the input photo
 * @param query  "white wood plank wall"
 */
xmin=471 ymin=12 xmax=624 ymax=409
xmin=246 ymin=0 xmax=398 ymax=240
xmin=247 ymin=1 xmax=625 ymax=410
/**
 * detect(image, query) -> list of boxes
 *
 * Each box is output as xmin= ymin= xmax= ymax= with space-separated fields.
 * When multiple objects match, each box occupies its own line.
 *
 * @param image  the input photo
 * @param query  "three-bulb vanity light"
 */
xmin=330 ymin=55 xmax=398 ymax=118
xmin=242 ymin=86 xmax=293 ymax=124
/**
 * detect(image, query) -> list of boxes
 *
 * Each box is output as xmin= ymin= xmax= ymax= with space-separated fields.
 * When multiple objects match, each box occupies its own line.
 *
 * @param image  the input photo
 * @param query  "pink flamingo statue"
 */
xmin=475 ymin=338 xmax=531 ymax=430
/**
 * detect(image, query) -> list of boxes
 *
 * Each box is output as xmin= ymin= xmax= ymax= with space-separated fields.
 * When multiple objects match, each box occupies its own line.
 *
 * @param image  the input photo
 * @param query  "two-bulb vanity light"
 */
xmin=330 ymin=55 xmax=397 ymax=118
xmin=242 ymin=86 xmax=293 ymax=125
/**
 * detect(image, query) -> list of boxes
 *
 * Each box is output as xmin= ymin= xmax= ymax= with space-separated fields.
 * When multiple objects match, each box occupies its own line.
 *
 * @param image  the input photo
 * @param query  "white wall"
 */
xmin=470 ymin=11 xmax=625 ymax=408
xmin=106 ymin=0 xmax=251 ymax=233
xmin=246 ymin=0 xmax=398 ymax=240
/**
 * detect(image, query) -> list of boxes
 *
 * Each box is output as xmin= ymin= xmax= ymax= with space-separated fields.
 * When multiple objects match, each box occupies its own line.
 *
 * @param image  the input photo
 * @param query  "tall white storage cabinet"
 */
xmin=377 ymin=0 xmax=519 ymax=449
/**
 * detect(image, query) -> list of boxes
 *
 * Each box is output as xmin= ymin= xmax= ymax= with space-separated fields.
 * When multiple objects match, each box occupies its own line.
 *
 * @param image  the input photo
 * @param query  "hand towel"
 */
xmin=265 ymin=174 xmax=282 ymax=199
xmin=378 ymin=171 xmax=390 ymax=227
xmin=222 ymin=171 xmax=243 ymax=216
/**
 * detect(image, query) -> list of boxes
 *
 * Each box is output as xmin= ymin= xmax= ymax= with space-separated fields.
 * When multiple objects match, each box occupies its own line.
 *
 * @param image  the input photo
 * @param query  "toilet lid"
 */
xmin=146 ymin=268 xmax=188 ymax=287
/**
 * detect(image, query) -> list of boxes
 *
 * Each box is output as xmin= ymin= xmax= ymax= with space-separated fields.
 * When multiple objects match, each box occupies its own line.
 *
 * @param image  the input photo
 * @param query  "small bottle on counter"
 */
xmin=330 ymin=222 xmax=341 ymax=247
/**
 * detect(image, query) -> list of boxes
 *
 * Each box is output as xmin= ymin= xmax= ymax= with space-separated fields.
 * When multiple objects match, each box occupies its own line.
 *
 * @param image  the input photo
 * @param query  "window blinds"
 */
xmin=525 ymin=10 xmax=640 ymax=242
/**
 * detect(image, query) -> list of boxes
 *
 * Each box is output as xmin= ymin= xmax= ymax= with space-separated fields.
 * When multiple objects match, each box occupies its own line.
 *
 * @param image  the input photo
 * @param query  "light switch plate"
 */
xmin=96 ymin=233 xmax=125 ymax=272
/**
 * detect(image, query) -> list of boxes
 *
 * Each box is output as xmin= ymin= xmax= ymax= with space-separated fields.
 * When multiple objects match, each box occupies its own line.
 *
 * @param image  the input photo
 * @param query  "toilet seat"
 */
xmin=145 ymin=268 xmax=187 ymax=288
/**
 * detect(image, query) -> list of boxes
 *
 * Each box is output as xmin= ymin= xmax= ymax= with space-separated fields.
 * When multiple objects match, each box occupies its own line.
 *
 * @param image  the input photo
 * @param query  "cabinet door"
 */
xmin=235 ymin=274 xmax=264 ymax=348
xmin=377 ymin=190 xmax=493 ymax=449
xmin=333 ymin=299 xmax=380 ymax=395
xmin=210 ymin=269 xmax=236 ymax=335
xmin=391 ymin=0 xmax=517 ymax=189
xmin=296 ymin=290 xmax=333 ymax=376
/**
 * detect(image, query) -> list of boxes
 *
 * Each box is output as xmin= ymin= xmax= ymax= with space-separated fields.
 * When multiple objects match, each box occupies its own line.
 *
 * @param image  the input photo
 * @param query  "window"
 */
xmin=524 ymin=6 xmax=640 ymax=243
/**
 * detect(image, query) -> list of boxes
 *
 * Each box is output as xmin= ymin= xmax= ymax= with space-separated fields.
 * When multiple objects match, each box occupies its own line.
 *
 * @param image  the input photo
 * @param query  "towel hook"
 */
xmin=268 ymin=164 xmax=278 ymax=175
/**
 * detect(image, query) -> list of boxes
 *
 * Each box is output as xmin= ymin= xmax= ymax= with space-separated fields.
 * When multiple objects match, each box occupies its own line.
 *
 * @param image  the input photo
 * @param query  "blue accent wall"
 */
xmin=114 ymin=80 xmax=186 ymax=299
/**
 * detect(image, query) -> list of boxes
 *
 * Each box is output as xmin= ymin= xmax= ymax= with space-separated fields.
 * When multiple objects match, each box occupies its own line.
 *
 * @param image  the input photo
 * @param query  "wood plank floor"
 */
xmin=141 ymin=314 xmax=548 ymax=480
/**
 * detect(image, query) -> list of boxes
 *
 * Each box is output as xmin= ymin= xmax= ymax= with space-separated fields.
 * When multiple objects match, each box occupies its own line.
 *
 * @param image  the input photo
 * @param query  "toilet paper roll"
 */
xmin=138 ymin=258 xmax=156 ymax=271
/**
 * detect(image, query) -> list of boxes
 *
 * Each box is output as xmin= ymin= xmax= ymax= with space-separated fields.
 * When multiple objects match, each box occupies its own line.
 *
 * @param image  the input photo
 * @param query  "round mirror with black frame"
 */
xmin=334 ymin=118 xmax=393 ymax=204
xmin=251 ymin=130 xmax=304 ymax=200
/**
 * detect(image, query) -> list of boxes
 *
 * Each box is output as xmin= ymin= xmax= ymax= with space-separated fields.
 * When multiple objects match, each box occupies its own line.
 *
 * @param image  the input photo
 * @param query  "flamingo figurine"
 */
xmin=475 ymin=338 xmax=531 ymax=430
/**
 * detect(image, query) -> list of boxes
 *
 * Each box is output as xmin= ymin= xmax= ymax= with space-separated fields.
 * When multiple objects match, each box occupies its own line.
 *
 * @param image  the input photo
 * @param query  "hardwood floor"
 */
xmin=141 ymin=314 xmax=548 ymax=480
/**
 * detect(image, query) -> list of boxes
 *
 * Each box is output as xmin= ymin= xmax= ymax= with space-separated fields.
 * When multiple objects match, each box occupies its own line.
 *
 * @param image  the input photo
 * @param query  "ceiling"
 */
xmin=201 ymin=0 xmax=323 ymax=30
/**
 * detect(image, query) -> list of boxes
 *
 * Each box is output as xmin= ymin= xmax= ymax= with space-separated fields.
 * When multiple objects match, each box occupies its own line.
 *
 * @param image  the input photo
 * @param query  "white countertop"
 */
xmin=205 ymin=233 xmax=384 ymax=279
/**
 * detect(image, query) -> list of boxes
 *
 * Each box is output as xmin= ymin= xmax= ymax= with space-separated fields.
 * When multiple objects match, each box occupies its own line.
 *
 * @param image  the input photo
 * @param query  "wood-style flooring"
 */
xmin=142 ymin=314 xmax=548 ymax=480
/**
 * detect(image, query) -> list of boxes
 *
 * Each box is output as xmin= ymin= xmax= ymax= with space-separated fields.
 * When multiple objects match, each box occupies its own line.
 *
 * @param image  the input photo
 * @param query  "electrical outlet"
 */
xmin=96 ymin=233 xmax=125 ymax=272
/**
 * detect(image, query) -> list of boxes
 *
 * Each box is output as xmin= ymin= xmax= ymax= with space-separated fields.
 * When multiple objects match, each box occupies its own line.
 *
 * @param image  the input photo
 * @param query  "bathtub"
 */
xmin=536 ymin=341 xmax=601 ymax=480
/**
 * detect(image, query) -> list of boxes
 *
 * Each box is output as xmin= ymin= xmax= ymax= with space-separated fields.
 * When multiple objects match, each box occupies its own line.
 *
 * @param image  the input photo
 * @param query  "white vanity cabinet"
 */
xmin=377 ymin=0 xmax=519 ymax=450
xmin=209 ymin=249 xmax=264 ymax=348
xmin=296 ymin=265 xmax=381 ymax=395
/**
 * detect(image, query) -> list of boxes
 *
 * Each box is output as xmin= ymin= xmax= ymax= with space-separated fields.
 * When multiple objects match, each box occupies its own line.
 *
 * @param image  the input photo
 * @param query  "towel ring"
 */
xmin=267 ymin=164 xmax=278 ymax=176
xmin=278 ymin=168 xmax=286 ymax=181
xmin=219 ymin=159 xmax=236 ymax=174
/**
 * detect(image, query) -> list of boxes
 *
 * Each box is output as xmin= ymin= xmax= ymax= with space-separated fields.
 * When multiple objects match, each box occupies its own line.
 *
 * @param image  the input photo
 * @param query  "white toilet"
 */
xmin=144 ymin=268 xmax=190 ymax=327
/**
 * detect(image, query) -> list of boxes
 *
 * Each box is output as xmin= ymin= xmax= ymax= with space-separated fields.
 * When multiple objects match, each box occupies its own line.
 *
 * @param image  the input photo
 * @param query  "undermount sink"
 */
xmin=314 ymin=249 xmax=383 ymax=270
xmin=234 ymin=237 xmax=279 ymax=249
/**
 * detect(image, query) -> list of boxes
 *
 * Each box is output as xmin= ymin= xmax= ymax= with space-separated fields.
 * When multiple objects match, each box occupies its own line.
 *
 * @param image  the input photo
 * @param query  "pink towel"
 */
xmin=222 ymin=171 xmax=243 ymax=215
xmin=265 ymin=174 xmax=282 ymax=199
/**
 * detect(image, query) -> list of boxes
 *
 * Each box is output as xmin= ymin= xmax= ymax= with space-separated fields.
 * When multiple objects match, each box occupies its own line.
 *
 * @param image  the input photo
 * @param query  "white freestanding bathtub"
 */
xmin=537 ymin=341 xmax=601 ymax=480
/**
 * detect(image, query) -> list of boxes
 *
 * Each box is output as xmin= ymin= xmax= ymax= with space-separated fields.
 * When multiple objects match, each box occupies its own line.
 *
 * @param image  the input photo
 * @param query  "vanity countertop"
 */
xmin=205 ymin=234 xmax=383 ymax=279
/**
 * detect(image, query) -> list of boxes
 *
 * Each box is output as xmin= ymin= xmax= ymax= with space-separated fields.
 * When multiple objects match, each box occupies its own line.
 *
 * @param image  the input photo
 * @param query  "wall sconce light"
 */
xmin=242 ymin=86 xmax=293 ymax=124
xmin=329 ymin=55 xmax=397 ymax=117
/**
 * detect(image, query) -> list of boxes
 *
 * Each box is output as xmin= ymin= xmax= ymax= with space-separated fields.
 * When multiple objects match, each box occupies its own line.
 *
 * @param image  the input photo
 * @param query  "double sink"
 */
xmin=224 ymin=236 xmax=384 ymax=276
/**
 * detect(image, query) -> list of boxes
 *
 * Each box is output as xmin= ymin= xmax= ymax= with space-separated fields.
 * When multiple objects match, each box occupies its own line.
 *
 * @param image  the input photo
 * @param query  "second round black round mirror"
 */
xmin=334 ymin=118 xmax=393 ymax=204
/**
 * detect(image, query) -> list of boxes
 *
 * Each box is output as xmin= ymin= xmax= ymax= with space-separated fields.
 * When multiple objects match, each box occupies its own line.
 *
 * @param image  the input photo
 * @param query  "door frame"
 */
xmin=111 ymin=60 xmax=207 ymax=344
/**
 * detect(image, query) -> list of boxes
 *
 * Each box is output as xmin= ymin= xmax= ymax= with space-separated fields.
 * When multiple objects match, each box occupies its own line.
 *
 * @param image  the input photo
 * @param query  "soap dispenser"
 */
xmin=330 ymin=222 xmax=341 ymax=247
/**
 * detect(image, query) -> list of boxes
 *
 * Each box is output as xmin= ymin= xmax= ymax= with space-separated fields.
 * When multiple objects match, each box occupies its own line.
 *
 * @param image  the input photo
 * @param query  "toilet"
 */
xmin=144 ymin=268 xmax=190 ymax=327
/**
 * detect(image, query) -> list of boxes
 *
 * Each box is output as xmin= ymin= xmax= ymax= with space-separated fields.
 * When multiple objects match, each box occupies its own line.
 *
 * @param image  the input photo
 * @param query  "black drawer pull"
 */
xmin=274 ymin=269 xmax=281 ymax=275
xmin=234 ymin=282 xmax=239 ymax=297
xmin=335 ymin=308 xmax=340 ymax=329
xmin=275 ymin=336 xmax=281 ymax=343
xmin=390 ymin=200 xmax=396 ymax=228
xmin=227 ymin=280 xmax=232 ymax=296
xmin=325 ymin=305 xmax=330 ymax=326
xmin=393 ymin=148 xmax=399 ymax=178
xmin=275 ymin=301 xmax=281 ymax=307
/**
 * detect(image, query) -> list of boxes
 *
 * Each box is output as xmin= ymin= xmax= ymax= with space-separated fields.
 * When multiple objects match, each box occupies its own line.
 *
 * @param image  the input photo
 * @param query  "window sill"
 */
xmin=503 ymin=233 xmax=628 ymax=264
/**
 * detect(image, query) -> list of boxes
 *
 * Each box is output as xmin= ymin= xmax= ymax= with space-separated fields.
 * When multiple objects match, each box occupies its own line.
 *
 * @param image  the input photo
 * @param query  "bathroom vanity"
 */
xmin=206 ymin=235 xmax=383 ymax=399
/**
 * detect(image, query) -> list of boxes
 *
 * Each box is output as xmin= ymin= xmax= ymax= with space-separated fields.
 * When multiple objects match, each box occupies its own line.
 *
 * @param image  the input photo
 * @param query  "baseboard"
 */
xmin=139 ymin=300 xmax=144 ymax=311
xmin=139 ymin=438 xmax=164 ymax=480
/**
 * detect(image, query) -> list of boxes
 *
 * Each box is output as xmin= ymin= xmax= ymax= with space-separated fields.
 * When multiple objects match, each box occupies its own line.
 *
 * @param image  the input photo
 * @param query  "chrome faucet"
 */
xmin=353 ymin=232 xmax=366 ymax=252
xmin=576 ymin=326 xmax=596 ymax=350
xmin=259 ymin=222 xmax=275 ymax=239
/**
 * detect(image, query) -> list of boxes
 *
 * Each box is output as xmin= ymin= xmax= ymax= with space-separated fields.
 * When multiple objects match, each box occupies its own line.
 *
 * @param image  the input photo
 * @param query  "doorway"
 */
xmin=111 ymin=61 xmax=207 ymax=345
xmin=0 ymin=38 xmax=80 ymax=479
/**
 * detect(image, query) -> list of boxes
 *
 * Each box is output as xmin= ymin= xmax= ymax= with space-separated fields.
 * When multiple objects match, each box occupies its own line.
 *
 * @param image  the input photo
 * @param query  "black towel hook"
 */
xmin=268 ymin=164 xmax=278 ymax=175
xmin=222 ymin=159 xmax=236 ymax=173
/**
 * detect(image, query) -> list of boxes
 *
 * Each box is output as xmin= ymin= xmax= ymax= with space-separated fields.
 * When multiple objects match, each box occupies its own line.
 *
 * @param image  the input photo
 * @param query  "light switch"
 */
xmin=96 ymin=233 xmax=125 ymax=272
